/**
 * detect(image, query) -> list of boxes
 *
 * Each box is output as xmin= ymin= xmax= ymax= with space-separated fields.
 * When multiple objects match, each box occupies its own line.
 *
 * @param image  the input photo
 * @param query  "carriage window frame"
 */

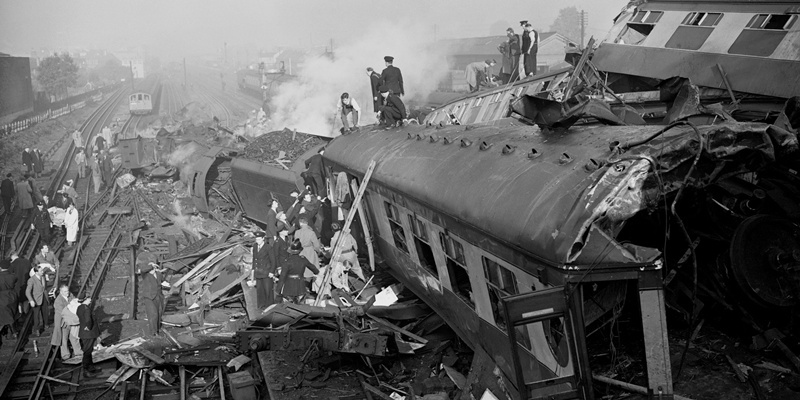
xmin=439 ymin=232 xmax=474 ymax=308
xmin=681 ymin=12 xmax=723 ymax=27
xmin=746 ymin=14 xmax=797 ymax=30
xmin=384 ymin=201 xmax=409 ymax=254
xmin=482 ymin=256 xmax=531 ymax=349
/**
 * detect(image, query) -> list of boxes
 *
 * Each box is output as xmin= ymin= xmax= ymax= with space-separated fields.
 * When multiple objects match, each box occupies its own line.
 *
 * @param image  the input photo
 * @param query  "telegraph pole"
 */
xmin=183 ymin=57 xmax=187 ymax=90
xmin=580 ymin=10 xmax=588 ymax=47
xmin=130 ymin=61 xmax=135 ymax=90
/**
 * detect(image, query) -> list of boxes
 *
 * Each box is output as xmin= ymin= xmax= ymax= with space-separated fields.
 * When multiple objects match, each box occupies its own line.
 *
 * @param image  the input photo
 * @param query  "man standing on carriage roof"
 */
xmin=366 ymin=67 xmax=382 ymax=112
xmin=379 ymin=56 xmax=404 ymax=96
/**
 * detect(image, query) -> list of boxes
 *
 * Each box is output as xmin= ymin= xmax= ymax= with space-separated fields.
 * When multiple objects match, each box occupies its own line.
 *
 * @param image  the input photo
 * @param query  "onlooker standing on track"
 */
xmin=100 ymin=151 xmax=113 ymax=189
xmin=137 ymin=252 xmax=165 ymax=337
xmin=94 ymin=135 xmax=105 ymax=152
xmin=25 ymin=265 xmax=49 ymax=337
xmin=31 ymin=201 xmax=53 ymax=246
xmin=52 ymin=284 xmax=78 ymax=360
xmin=15 ymin=176 xmax=33 ymax=219
xmin=9 ymin=252 xmax=31 ymax=315
xmin=90 ymin=153 xmax=103 ymax=194
xmin=64 ymin=203 xmax=79 ymax=248
xmin=0 ymin=260 xmax=17 ymax=340
xmin=77 ymin=297 xmax=100 ymax=377
xmin=32 ymin=148 xmax=44 ymax=178
xmin=74 ymin=148 xmax=87 ymax=179
xmin=1 ymin=173 xmax=15 ymax=215
xmin=71 ymin=129 xmax=83 ymax=148
xmin=22 ymin=148 xmax=34 ymax=177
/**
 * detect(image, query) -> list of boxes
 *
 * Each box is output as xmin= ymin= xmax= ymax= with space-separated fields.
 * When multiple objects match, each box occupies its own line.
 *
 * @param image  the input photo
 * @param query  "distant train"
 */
xmin=128 ymin=75 xmax=162 ymax=115
xmin=129 ymin=92 xmax=153 ymax=115
xmin=236 ymin=62 xmax=295 ymax=101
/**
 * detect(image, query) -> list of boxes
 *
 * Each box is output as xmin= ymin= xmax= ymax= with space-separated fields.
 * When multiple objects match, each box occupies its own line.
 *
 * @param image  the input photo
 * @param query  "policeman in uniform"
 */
xmin=278 ymin=240 xmax=319 ymax=304
xmin=250 ymin=232 xmax=276 ymax=309
xmin=137 ymin=251 xmax=166 ymax=337
xmin=379 ymin=56 xmax=404 ymax=96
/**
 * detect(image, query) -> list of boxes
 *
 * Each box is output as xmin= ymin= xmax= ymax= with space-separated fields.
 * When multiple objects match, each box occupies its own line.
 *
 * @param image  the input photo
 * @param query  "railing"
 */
xmin=1 ymin=83 xmax=121 ymax=136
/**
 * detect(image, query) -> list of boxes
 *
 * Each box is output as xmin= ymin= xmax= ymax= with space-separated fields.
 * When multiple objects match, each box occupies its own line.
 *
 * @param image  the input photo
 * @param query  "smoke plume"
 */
xmin=266 ymin=21 xmax=449 ymax=137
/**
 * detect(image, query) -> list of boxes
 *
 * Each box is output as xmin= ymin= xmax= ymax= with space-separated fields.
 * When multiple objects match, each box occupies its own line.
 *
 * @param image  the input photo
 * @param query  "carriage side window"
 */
xmin=440 ymin=233 xmax=473 ymax=308
xmin=483 ymin=257 xmax=532 ymax=349
xmin=408 ymin=215 xmax=437 ymax=277
xmin=729 ymin=14 xmax=796 ymax=56
xmin=666 ymin=12 xmax=722 ymax=50
xmin=384 ymin=202 xmax=408 ymax=254
xmin=618 ymin=10 xmax=663 ymax=45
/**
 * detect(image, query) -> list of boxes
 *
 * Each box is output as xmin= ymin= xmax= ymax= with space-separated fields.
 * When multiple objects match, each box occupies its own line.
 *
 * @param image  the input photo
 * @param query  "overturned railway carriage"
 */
xmin=229 ymin=1 xmax=800 ymax=399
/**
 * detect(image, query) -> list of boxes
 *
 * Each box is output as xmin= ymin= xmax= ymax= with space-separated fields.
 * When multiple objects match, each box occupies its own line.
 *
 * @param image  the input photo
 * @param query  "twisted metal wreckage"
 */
xmin=223 ymin=2 xmax=800 ymax=399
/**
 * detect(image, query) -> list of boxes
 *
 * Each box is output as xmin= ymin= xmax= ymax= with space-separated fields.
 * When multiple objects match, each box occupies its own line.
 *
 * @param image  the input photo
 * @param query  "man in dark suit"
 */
xmin=303 ymin=149 xmax=326 ymax=196
xmin=1 ymin=173 xmax=15 ymax=215
xmin=30 ymin=201 xmax=52 ymax=246
xmin=0 ymin=260 xmax=17 ymax=339
xmin=379 ymin=56 xmax=404 ymax=96
xmin=137 ymin=252 xmax=165 ymax=337
xmin=25 ymin=265 xmax=49 ymax=336
xmin=265 ymin=199 xmax=279 ymax=239
xmin=366 ymin=67 xmax=382 ymax=112
xmin=250 ymin=232 xmax=276 ymax=309
xmin=378 ymin=86 xmax=407 ymax=127
xmin=10 ymin=252 xmax=31 ymax=314
xmin=77 ymin=297 xmax=101 ymax=377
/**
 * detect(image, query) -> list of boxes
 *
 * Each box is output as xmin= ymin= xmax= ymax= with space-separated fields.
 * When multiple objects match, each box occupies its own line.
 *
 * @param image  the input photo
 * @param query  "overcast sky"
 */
xmin=1 ymin=0 xmax=629 ymax=59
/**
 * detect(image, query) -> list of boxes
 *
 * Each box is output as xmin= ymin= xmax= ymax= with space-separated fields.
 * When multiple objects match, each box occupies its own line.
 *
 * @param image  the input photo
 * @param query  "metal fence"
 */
xmin=1 ymin=84 xmax=120 ymax=136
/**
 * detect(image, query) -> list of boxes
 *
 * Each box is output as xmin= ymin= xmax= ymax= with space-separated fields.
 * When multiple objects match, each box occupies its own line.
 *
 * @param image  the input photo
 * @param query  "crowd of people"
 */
xmin=246 ymin=161 xmax=368 ymax=310
xmin=0 ymin=127 xmax=117 ymax=377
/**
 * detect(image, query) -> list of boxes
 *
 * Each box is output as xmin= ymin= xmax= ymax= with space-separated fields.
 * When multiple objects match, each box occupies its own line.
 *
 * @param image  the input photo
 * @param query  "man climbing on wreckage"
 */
xmin=377 ymin=86 xmax=406 ymax=128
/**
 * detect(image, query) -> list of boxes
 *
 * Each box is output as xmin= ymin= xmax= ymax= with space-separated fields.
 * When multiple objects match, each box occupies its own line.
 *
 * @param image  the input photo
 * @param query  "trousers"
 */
xmin=80 ymin=337 xmax=95 ymax=369
xmin=31 ymin=301 xmax=48 ymax=333
xmin=256 ymin=277 xmax=274 ymax=309
xmin=1 ymin=196 xmax=12 ymax=214
xmin=341 ymin=109 xmax=359 ymax=130
xmin=142 ymin=296 xmax=163 ymax=336
xmin=61 ymin=325 xmax=82 ymax=359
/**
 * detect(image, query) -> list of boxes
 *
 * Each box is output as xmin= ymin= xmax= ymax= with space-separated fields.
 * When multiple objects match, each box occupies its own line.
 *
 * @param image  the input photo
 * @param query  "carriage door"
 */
xmin=501 ymin=285 xmax=594 ymax=400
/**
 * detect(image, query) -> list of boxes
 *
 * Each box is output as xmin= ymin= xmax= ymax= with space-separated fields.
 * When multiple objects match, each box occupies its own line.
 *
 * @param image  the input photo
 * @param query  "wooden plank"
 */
xmin=136 ymin=348 xmax=165 ymax=364
xmin=367 ymin=314 xmax=428 ymax=344
xmin=217 ymin=367 xmax=226 ymax=400
xmin=37 ymin=374 xmax=79 ymax=387
xmin=179 ymin=366 xmax=186 ymax=400
xmin=0 ymin=351 xmax=26 ymax=397
xmin=206 ymin=274 xmax=248 ymax=304
xmin=351 ymin=181 xmax=375 ymax=272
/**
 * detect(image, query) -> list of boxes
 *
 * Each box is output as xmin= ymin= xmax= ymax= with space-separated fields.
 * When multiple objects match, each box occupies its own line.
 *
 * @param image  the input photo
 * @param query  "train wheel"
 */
xmin=729 ymin=215 xmax=800 ymax=309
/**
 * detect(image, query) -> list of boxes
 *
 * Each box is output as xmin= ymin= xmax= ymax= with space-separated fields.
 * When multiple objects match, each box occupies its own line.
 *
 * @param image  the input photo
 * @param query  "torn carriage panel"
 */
xmin=187 ymin=146 xmax=233 ymax=214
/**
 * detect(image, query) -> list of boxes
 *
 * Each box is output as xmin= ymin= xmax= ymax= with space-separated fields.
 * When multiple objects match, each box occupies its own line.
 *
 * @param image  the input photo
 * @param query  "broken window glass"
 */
xmin=385 ymin=202 xmax=409 ymax=254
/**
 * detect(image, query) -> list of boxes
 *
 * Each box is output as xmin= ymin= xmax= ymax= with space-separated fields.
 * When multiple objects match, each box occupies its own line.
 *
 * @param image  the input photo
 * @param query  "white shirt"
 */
xmin=336 ymin=98 xmax=361 ymax=116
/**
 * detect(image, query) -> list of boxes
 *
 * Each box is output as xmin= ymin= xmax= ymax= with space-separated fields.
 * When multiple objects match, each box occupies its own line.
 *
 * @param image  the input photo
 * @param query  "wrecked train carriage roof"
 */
xmin=323 ymin=120 xmax=675 ymax=271
xmin=594 ymin=0 xmax=800 ymax=99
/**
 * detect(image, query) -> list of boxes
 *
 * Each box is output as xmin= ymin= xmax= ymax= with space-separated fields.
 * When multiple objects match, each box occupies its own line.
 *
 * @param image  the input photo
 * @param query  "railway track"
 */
xmin=0 ymin=85 xmax=139 ymax=400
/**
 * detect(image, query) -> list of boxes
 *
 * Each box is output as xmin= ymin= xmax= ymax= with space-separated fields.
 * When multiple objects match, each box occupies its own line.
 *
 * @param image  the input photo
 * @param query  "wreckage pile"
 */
xmin=242 ymin=128 xmax=326 ymax=163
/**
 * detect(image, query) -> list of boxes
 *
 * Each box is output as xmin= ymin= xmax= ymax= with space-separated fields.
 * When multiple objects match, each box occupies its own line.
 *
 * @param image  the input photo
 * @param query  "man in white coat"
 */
xmin=64 ymin=203 xmax=79 ymax=247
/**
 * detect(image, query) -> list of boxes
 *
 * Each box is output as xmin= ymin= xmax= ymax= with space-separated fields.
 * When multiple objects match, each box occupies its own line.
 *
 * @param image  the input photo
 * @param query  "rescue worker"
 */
xmin=330 ymin=222 xmax=365 ymax=281
xmin=303 ymin=149 xmax=326 ymax=197
xmin=25 ymin=265 xmax=49 ymax=336
xmin=137 ymin=252 xmax=166 ymax=337
xmin=265 ymin=199 xmax=280 ymax=239
xmin=377 ymin=86 xmax=406 ymax=127
xmin=100 ymin=151 xmax=113 ymax=188
xmin=1 ymin=173 xmax=15 ymax=215
xmin=278 ymin=240 xmax=319 ymax=304
xmin=334 ymin=92 xmax=360 ymax=133
xmin=250 ymin=232 xmax=276 ymax=309
xmin=64 ymin=203 xmax=79 ymax=248
xmin=366 ymin=67 xmax=382 ymax=112
xmin=10 ymin=252 xmax=31 ymax=314
xmin=31 ymin=201 xmax=53 ymax=246
xmin=296 ymin=215 xmax=322 ymax=274
xmin=77 ymin=297 xmax=100 ymax=377
xmin=52 ymin=285 xmax=80 ymax=360
xmin=379 ymin=56 xmax=404 ymax=96
xmin=32 ymin=149 xmax=44 ymax=177
xmin=465 ymin=59 xmax=496 ymax=92
xmin=0 ymin=260 xmax=17 ymax=340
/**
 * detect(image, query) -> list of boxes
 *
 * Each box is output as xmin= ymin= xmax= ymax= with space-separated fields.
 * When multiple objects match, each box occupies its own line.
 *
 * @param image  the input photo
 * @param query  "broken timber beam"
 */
xmin=593 ymin=375 xmax=694 ymax=400
xmin=367 ymin=314 xmax=428 ymax=344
